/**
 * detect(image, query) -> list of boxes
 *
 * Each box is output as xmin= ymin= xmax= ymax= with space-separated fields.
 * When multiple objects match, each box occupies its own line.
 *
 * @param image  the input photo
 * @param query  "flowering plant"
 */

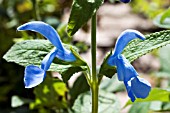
xmin=3 ymin=0 xmax=170 ymax=113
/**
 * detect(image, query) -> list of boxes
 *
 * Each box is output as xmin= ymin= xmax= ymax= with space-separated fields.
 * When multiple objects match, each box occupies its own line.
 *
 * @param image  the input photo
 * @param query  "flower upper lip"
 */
xmin=17 ymin=21 xmax=76 ymax=62
xmin=17 ymin=21 xmax=64 ymax=51
xmin=108 ymin=29 xmax=145 ymax=67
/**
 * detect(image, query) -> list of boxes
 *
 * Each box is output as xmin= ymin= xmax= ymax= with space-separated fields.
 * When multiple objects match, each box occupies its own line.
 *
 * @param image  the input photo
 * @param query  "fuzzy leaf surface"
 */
xmin=72 ymin=90 xmax=120 ymax=113
xmin=123 ymin=30 xmax=170 ymax=62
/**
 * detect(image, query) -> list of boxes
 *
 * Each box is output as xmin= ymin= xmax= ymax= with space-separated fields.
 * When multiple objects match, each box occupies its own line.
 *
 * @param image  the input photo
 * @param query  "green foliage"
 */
xmin=131 ymin=0 xmax=169 ymax=19
xmin=125 ymin=88 xmax=170 ymax=113
xmin=61 ymin=66 xmax=84 ymax=83
xmin=160 ymin=102 xmax=170 ymax=111
xmin=30 ymin=75 xmax=68 ymax=110
xmin=128 ymin=99 xmax=170 ymax=112
xmin=3 ymin=40 xmax=88 ymax=82
xmin=3 ymin=0 xmax=170 ymax=113
xmin=128 ymin=102 xmax=150 ymax=113
xmin=0 ymin=0 xmax=87 ymax=112
xmin=70 ymin=74 xmax=90 ymax=104
xmin=99 ymin=51 xmax=117 ymax=79
xmin=125 ymin=88 xmax=170 ymax=107
xmin=154 ymin=8 xmax=170 ymax=29
xmin=108 ymin=0 xmax=116 ymax=3
xmin=123 ymin=30 xmax=170 ymax=62
xmin=99 ymin=76 xmax=124 ymax=93
xmin=58 ymin=24 xmax=89 ymax=53
xmin=67 ymin=0 xmax=104 ymax=36
xmin=3 ymin=40 xmax=53 ymax=68
xmin=72 ymin=92 xmax=91 ymax=113
xmin=74 ymin=42 xmax=89 ymax=53
xmin=57 ymin=24 xmax=73 ymax=44
xmin=72 ymin=90 xmax=120 ymax=113
xmin=160 ymin=8 xmax=170 ymax=24
xmin=155 ymin=45 xmax=170 ymax=78
xmin=0 ymin=1 xmax=74 ymax=110
xmin=149 ymin=45 xmax=170 ymax=112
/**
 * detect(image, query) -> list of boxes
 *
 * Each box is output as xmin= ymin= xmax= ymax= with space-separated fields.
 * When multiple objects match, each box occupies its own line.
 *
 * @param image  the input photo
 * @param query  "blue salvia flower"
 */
xmin=120 ymin=0 xmax=131 ymax=3
xmin=107 ymin=29 xmax=151 ymax=102
xmin=17 ymin=21 xmax=76 ymax=88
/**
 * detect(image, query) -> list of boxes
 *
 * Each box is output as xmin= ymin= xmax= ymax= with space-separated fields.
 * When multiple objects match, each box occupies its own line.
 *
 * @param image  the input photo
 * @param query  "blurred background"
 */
xmin=1 ymin=0 xmax=170 ymax=113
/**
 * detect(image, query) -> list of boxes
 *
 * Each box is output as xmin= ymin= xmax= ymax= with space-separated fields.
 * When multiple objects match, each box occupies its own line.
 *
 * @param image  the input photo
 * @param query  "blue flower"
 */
xmin=17 ymin=21 xmax=76 ymax=88
xmin=120 ymin=0 xmax=131 ymax=3
xmin=107 ymin=29 xmax=151 ymax=102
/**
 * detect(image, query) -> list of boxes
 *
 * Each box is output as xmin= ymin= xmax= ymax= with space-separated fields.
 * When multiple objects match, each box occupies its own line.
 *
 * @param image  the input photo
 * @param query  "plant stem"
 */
xmin=91 ymin=12 xmax=98 ymax=113
xmin=32 ymin=0 xmax=43 ymax=39
xmin=32 ymin=0 xmax=41 ymax=21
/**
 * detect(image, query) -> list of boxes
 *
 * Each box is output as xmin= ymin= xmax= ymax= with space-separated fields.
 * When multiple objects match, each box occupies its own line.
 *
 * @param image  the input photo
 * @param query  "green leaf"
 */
xmin=155 ymin=45 xmax=170 ymax=78
xmin=61 ymin=66 xmax=86 ymax=83
xmin=128 ymin=100 xmax=170 ymax=112
xmin=160 ymin=8 xmax=170 ymax=24
xmin=128 ymin=102 xmax=151 ymax=113
xmin=98 ymin=51 xmax=117 ymax=79
xmin=72 ymin=92 xmax=91 ymax=113
xmin=3 ymin=40 xmax=88 ymax=82
xmin=53 ymin=47 xmax=89 ymax=82
xmin=70 ymin=74 xmax=90 ymax=103
xmin=99 ymin=76 xmax=124 ymax=93
xmin=57 ymin=23 xmax=73 ymax=44
xmin=125 ymin=88 xmax=170 ymax=107
xmin=67 ymin=0 xmax=104 ymax=36
xmin=161 ymin=102 xmax=170 ymax=111
xmin=98 ymin=51 xmax=117 ymax=81
xmin=159 ymin=45 xmax=170 ymax=73
xmin=72 ymin=90 xmax=121 ymax=113
xmin=149 ymin=101 xmax=163 ymax=111
xmin=108 ymin=0 xmax=116 ymax=3
xmin=30 ymin=75 xmax=68 ymax=109
xmin=123 ymin=30 xmax=170 ymax=62
xmin=153 ymin=8 xmax=170 ymax=29
xmin=3 ymin=39 xmax=65 ymax=71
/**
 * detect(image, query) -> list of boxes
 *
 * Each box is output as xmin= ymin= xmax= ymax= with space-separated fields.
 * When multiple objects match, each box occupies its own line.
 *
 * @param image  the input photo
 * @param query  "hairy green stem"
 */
xmin=91 ymin=12 xmax=98 ymax=113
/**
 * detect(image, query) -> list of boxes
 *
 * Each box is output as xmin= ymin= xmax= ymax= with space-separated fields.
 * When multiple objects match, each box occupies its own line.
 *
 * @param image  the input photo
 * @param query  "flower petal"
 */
xmin=17 ymin=21 xmax=76 ymax=62
xmin=112 ymin=29 xmax=145 ymax=57
xmin=107 ymin=55 xmax=116 ymax=66
xmin=17 ymin=21 xmax=64 ymax=51
xmin=124 ymin=81 xmax=136 ymax=102
xmin=55 ymin=48 xmax=76 ymax=62
xmin=24 ymin=65 xmax=45 ymax=88
xmin=116 ymin=56 xmax=125 ymax=81
xmin=131 ymin=76 xmax=151 ymax=99
xmin=110 ymin=54 xmax=138 ymax=81
xmin=41 ymin=48 xmax=58 ymax=71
